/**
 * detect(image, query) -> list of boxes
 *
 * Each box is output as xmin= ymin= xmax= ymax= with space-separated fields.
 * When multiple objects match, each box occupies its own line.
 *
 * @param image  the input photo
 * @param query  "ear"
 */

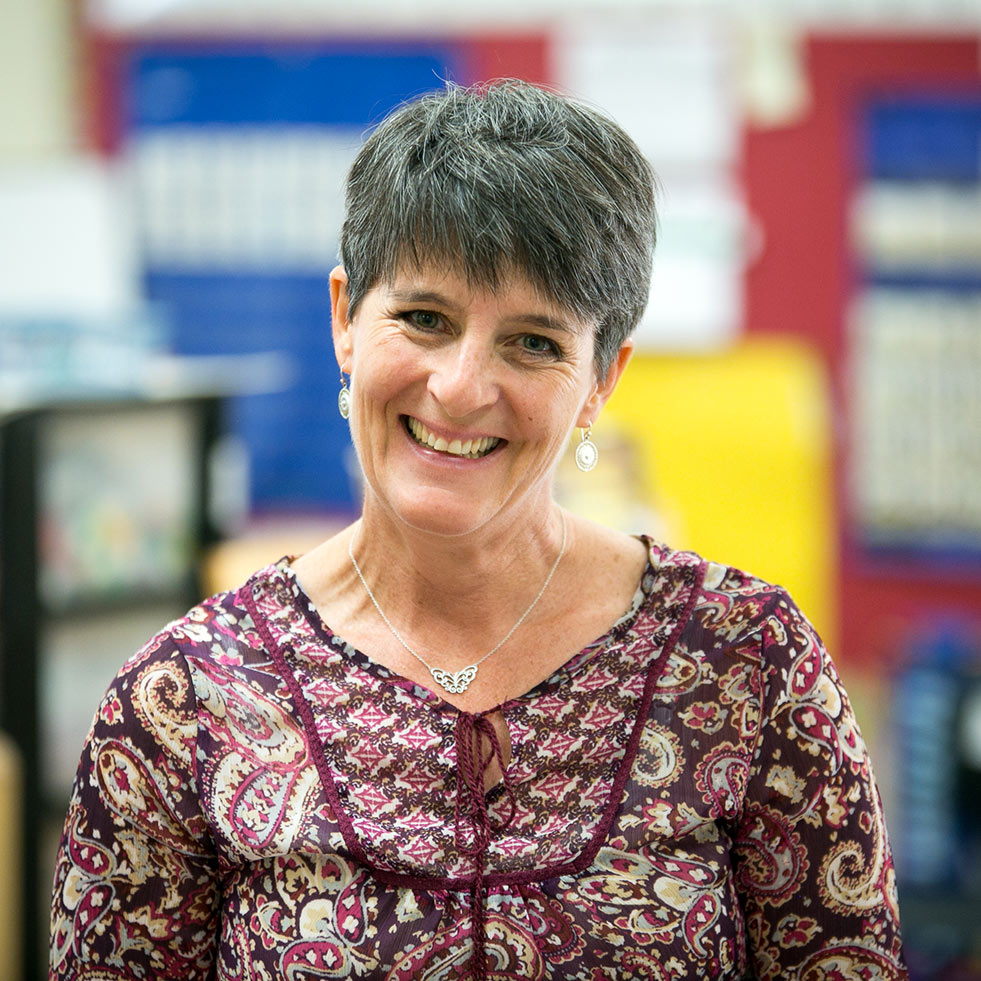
xmin=577 ymin=339 xmax=634 ymax=428
xmin=330 ymin=265 xmax=354 ymax=372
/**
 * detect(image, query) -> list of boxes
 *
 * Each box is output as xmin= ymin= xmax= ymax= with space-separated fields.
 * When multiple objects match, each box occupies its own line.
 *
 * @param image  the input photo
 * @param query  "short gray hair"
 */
xmin=338 ymin=79 xmax=657 ymax=376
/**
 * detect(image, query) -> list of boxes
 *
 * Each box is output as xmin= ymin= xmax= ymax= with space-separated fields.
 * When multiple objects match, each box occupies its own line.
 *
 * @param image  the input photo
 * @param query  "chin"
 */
xmin=381 ymin=486 xmax=504 ymax=539
xmin=399 ymin=503 xmax=497 ymax=539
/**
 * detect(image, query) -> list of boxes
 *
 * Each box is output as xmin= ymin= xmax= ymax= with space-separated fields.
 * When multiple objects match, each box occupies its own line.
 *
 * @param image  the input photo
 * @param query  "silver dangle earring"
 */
xmin=337 ymin=371 xmax=351 ymax=420
xmin=575 ymin=426 xmax=598 ymax=472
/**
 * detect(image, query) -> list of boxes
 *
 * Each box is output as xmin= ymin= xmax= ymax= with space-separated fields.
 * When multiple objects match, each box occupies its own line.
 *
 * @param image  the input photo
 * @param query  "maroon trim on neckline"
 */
xmin=243 ymin=583 xmax=372 ymax=870
xmin=244 ymin=546 xmax=707 ymax=891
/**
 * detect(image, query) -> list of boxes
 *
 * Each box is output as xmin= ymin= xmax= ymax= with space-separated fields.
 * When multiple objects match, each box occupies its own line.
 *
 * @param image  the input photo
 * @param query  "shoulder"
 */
xmin=114 ymin=558 xmax=295 ymax=691
xmin=650 ymin=545 xmax=845 ymax=754
xmin=647 ymin=539 xmax=810 ymax=630
xmin=641 ymin=539 xmax=827 ymax=700
xmin=647 ymin=539 xmax=778 ymax=599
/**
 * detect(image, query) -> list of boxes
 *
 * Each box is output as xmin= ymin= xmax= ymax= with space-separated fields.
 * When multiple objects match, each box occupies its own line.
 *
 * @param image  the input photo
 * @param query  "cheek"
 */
xmin=517 ymin=406 xmax=580 ymax=460
xmin=353 ymin=345 xmax=419 ymax=400
xmin=524 ymin=373 xmax=593 ymax=431
xmin=350 ymin=322 xmax=410 ymax=368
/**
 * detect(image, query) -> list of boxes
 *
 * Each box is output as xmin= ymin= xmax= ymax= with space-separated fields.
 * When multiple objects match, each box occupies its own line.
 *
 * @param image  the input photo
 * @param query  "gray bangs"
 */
xmin=338 ymin=80 xmax=657 ymax=375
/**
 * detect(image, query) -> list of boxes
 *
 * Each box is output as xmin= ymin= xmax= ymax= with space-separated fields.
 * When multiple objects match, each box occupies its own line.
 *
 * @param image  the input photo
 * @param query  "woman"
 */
xmin=50 ymin=80 xmax=906 ymax=980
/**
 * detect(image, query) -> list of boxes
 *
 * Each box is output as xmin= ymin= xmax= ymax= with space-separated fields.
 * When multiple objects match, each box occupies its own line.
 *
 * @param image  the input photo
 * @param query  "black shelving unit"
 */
xmin=0 ymin=395 xmax=222 ymax=981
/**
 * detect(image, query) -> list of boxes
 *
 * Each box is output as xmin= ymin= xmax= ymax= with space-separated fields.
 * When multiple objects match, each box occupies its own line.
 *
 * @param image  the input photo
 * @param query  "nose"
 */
xmin=426 ymin=339 xmax=500 ymax=419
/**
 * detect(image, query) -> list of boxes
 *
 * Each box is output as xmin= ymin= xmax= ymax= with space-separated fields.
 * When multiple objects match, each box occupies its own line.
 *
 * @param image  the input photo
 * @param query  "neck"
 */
xmin=350 ymin=496 xmax=568 ymax=643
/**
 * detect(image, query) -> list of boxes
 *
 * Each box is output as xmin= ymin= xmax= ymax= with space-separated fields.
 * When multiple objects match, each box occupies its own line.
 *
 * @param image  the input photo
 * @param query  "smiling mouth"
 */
xmin=405 ymin=416 xmax=502 ymax=459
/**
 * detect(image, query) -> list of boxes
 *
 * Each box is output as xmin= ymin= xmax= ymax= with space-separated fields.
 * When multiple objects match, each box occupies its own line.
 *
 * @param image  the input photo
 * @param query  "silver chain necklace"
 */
xmin=348 ymin=510 xmax=567 ymax=695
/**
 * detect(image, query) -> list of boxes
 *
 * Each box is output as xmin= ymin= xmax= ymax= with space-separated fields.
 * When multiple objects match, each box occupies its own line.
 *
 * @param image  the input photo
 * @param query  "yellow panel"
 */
xmin=599 ymin=337 xmax=837 ymax=647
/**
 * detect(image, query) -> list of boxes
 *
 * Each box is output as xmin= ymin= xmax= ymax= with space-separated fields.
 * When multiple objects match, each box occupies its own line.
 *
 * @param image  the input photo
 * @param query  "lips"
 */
xmin=405 ymin=416 xmax=501 ymax=459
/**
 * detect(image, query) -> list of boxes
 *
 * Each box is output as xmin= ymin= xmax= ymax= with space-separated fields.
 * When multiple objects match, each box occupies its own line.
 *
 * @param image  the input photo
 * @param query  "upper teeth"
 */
xmin=407 ymin=418 xmax=500 ymax=458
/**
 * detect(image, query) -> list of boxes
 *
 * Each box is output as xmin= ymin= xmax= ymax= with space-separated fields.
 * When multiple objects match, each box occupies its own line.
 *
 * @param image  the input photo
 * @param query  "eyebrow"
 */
xmin=387 ymin=287 xmax=587 ymax=335
xmin=389 ymin=288 xmax=456 ymax=308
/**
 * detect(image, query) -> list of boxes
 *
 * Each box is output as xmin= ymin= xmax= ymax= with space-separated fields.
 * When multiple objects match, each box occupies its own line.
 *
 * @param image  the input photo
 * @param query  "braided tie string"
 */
xmin=453 ymin=712 xmax=517 ymax=981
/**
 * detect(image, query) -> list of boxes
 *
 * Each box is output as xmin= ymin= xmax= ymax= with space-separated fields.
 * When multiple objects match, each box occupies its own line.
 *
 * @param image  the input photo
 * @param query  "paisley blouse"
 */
xmin=49 ymin=541 xmax=907 ymax=980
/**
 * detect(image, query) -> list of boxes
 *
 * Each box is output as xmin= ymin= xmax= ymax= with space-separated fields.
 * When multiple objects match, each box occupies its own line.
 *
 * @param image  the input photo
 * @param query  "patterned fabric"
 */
xmin=50 ymin=541 xmax=907 ymax=980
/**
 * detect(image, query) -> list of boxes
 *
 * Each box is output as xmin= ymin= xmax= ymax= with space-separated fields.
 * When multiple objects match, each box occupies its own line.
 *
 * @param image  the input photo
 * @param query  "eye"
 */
xmin=402 ymin=309 xmax=442 ymax=331
xmin=519 ymin=334 xmax=560 ymax=358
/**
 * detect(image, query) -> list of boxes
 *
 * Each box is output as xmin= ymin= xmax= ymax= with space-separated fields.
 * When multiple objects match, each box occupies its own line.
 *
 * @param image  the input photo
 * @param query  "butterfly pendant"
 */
xmin=430 ymin=665 xmax=478 ymax=694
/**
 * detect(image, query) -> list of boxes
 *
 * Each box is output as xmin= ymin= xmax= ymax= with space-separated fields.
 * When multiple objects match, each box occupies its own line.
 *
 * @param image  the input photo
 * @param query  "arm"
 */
xmin=732 ymin=591 xmax=907 ymax=980
xmin=50 ymin=636 xmax=220 ymax=979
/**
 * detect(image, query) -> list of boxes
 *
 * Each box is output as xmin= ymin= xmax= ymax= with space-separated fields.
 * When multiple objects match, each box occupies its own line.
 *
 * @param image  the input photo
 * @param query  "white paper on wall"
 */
xmin=555 ymin=11 xmax=748 ymax=349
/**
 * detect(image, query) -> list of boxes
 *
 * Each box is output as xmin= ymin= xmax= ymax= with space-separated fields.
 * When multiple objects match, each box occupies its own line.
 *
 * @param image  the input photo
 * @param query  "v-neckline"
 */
xmin=242 ymin=541 xmax=706 ymax=888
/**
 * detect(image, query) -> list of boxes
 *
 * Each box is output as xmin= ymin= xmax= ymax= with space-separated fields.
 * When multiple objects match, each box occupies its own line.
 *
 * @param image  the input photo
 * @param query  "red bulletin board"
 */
xmin=743 ymin=34 xmax=981 ymax=667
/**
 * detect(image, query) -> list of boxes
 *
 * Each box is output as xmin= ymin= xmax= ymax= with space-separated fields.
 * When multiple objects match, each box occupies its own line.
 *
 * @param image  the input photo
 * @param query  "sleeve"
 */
xmin=49 ymin=633 xmax=220 ymax=979
xmin=731 ymin=589 xmax=908 ymax=980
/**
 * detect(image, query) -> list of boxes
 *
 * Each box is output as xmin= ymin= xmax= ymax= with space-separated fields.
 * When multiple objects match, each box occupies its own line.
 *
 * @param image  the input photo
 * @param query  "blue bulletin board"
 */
xmin=850 ymin=91 xmax=981 ymax=564
xmin=128 ymin=44 xmax=461 ymax=128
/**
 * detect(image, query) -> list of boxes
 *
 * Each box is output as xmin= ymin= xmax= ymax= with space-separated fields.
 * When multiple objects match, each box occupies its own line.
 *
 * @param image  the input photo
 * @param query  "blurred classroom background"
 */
xmin=2 ymin=0 xmax=981 ymax=977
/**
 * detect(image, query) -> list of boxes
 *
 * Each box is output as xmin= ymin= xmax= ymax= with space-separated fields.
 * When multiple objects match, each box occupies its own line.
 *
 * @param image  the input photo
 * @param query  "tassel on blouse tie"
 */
xmin=453 ymin=711 xmax=517 ymax=981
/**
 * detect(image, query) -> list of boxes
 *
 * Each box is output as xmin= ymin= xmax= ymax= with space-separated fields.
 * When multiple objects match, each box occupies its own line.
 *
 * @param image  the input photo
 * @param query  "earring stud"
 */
xmin=575 ymin=426 xmax=598 ymax=472
xmin=338 ymin=371 xmax=351 ymax=420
